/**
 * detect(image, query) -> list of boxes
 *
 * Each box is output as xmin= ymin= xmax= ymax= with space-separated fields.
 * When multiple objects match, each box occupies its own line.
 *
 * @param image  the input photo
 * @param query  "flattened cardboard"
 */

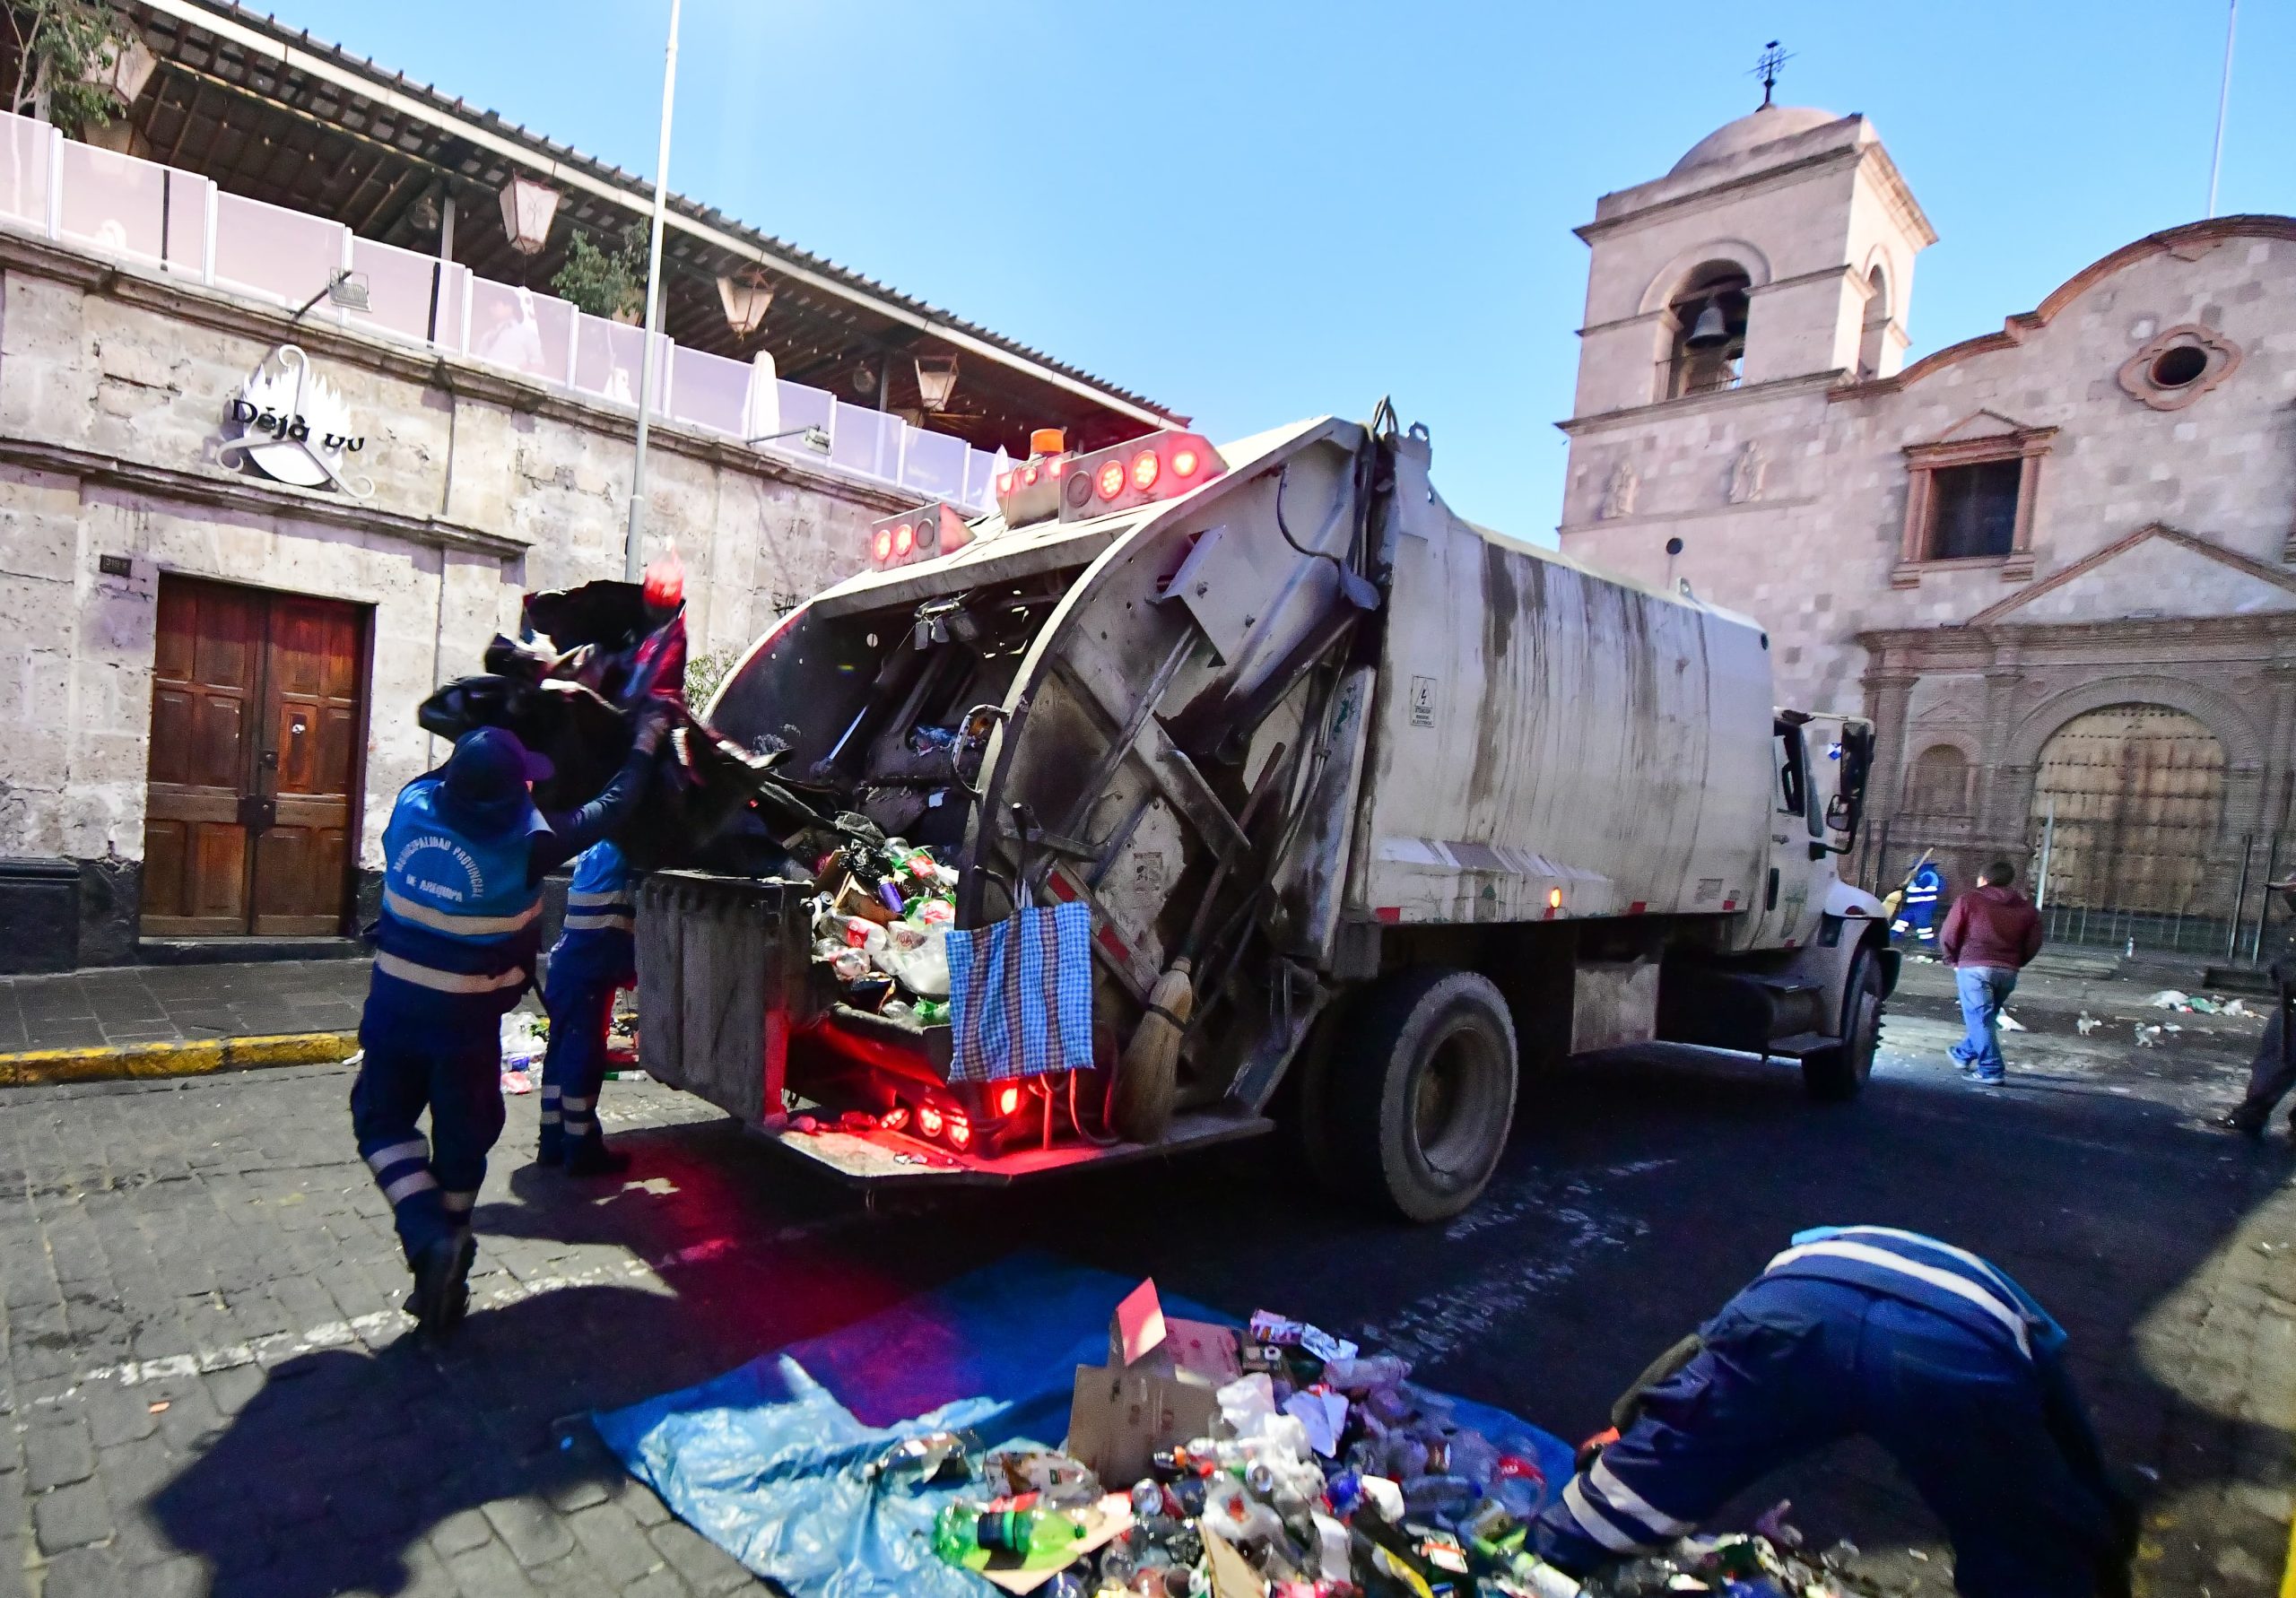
xmin=1064 ymin=1366 xmax=1222 ymax=1489
xmin=1115 ymin=1278 xmax=1167 ymax=1367
xmin=1109 ymin=1313 xmax=1241 ymax=1386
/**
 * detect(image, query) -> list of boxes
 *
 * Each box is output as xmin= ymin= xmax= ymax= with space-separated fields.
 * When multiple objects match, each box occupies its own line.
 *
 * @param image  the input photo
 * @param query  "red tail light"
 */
xmin=872 ymin=528 xmax=893 ymax=563
xmin=892 ymin=523 xmax=914 ymax=558
xmin=916 ymin=1104 xmax=944 ymax=1139
xmin=996 ymin=1084 xmax=1021 ymax=1116
xmin=944 ymin=1115 xmax=973 ymax=1150
xmin=866 ymin=503 xmax=973 ymax=569
xmin=881 ymin=1103 xmax=910 ymax=1132
xmin=996 ymin=472 xmax=1013 ymax=495
xmin=1022 ymin=464 xmax=1040 ymax=487
xmin=1059 ymin=431 xmax=1228 ymax=522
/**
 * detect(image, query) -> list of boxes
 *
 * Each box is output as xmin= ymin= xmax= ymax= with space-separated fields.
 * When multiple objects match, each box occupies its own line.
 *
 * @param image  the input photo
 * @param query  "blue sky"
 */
xmin=268 ymin=1 xmax=2286 ymax=540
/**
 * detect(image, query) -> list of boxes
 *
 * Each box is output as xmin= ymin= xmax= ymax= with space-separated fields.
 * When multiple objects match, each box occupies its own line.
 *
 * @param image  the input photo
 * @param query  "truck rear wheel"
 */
xmin=1327 ymin=968 xmax=1518 ymax=1222
xmin=1803 ymin=947 xmax=1884 ymax=1103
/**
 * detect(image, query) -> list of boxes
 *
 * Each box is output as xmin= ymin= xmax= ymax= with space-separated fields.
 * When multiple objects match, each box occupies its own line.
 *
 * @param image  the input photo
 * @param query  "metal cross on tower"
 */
xmin=1752 ymin=39 xmax=1793 ymax=107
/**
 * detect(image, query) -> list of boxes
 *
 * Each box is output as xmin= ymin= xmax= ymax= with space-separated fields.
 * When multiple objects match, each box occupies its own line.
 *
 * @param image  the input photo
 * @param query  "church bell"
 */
xmin=1684 ymin=300 xmax=1732 ymax=350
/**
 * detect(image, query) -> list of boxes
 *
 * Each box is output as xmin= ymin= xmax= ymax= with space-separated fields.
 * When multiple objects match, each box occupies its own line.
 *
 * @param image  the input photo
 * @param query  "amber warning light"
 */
xmin=866 ymin=503 xmax=974 ymax=570
xmin=1059 ymin=430 xmax=1225 ymax=522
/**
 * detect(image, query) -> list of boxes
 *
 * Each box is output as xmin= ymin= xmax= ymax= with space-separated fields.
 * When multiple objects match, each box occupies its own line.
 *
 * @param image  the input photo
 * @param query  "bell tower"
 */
xmin=1566 ymin=87 xmax=1935 ymax=425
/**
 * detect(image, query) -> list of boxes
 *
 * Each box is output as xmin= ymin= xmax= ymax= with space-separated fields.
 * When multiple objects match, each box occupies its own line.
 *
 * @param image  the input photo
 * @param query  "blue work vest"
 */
xmin=550 ymin=841 xmax=636 ymax=982
xmin=1763 ymin=1225 xmax=2067 ymax=1362
xmin=368 ymin=777 xmax=548 ymax=1032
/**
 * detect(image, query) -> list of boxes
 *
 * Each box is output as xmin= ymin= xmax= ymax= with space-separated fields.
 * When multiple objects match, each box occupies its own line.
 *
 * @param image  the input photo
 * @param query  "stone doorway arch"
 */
xmin=2026 ymin=704 xmax=2225 ymax=916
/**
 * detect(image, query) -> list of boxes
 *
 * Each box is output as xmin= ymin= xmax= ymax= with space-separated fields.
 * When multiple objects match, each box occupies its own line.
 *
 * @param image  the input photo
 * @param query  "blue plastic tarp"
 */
xmin=595 ymin=1252 xmax=1574 ymax=1598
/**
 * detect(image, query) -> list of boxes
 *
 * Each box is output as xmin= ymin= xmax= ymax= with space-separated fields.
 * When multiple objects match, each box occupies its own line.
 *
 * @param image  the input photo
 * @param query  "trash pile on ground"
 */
xmin=499 ymin=1011 xmax=547 ymax=1093
xmin=2146 ymin=989 xmax=2248 ymax=1016
xmin=898 ymin=1283 xmax=1874 ymax=1598
xmin=807 ymin=831 xmax=958 ymax=1023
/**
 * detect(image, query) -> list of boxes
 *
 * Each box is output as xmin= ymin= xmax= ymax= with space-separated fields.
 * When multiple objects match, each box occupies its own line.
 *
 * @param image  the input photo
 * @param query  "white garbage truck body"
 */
xmin=638 ymin=411 xmax=1892 ymax=1220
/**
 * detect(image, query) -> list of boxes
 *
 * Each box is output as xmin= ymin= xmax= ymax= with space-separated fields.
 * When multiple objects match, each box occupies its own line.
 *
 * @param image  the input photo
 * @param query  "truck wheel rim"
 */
xmin=1413 ymin=1023 xmax=1501 ymax=1178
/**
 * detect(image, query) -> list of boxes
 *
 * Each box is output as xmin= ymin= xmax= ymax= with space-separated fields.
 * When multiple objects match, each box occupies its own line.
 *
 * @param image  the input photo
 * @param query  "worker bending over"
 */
xmin=352 ymin=715 xmax=664 ymax=1342
xmin=1533 ymin=1225 xmax=2135 ymax=1597
xmin=537 ymin=838 xmax=637 ymax=1176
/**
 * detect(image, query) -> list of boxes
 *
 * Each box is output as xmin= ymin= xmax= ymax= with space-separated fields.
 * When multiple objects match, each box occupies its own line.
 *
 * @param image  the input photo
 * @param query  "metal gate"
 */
xmin=2028 ymin=704 xmax=2227 ymax=954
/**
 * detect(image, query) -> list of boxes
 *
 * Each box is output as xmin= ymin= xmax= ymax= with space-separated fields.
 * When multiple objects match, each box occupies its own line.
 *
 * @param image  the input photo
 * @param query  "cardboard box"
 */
xmin=1065 ymin=1366 xmax=1222 ymax=1489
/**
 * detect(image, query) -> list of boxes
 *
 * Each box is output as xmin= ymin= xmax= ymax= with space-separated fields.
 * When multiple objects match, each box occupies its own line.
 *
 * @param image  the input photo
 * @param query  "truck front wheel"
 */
xmin=1327 ymin=968 xmax=1518 ymax=1222
xmin=1802 ymin=947 xmax=1885 ymax=1103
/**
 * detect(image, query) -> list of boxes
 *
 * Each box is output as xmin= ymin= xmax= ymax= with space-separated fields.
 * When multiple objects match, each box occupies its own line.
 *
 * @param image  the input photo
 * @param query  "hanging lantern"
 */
xmin=717 ymin=266 xmax=775 ymax=337
xmin=497 ymin=173 xmax=561 ymax=256
xmin=914 ymin=354 xmax=960 ymax=413
xmin=83 ymin=34 xmax=156 ymax=106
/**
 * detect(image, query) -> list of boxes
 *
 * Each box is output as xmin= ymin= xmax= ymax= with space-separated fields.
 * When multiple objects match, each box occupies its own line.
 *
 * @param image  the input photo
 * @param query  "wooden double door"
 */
xmin=142 ymin=576 xmax=370 ymax=938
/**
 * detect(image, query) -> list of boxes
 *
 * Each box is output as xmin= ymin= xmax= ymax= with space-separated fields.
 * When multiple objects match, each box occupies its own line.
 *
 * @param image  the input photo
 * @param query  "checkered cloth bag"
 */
xmin=944 ymin=899 xmax=1095 ymax=1082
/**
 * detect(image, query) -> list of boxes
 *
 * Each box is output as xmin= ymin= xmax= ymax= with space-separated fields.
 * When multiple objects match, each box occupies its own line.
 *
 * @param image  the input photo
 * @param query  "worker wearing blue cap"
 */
xmin=352 ymin=712 xmax=665 ymax=1342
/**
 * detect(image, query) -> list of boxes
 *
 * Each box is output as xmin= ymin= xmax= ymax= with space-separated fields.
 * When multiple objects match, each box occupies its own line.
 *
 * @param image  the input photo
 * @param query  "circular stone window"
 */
xmin=2150 ymin=344 xmax=2209 ymax=388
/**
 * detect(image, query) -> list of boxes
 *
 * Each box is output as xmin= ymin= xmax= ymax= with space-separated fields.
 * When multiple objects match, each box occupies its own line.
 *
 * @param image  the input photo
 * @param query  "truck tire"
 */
xmin=1327 ymin=968 xmax=1518 ymax=1222
xmin=1803 ymin=947 xmax=1884 ymax=1103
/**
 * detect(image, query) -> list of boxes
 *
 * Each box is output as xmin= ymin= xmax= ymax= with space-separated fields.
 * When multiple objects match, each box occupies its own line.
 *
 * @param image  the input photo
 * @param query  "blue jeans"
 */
xmin=1952 ymin=965 xmax=2018 ymax=1080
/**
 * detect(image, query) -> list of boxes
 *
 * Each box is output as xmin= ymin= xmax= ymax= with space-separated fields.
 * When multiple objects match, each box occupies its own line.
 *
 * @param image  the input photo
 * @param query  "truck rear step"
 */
xmin=757 ymin=1105 xmax=1273 ymax=1188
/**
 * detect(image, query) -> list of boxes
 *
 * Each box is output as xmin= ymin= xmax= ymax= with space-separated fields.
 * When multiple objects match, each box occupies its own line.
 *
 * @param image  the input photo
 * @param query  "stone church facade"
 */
xmin=1554 ymin=101 xmax=2296 ymax=948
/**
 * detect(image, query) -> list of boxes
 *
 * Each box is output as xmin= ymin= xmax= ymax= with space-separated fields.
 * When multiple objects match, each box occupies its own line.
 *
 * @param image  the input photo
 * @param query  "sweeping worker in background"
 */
xmin=536 ymin=838 xmax=638 ymax=1176
xmin=352 ymin=709 xmax=665 ymax=1342
xmin=1533 ymin=1225 xmax=2136 ymax=1597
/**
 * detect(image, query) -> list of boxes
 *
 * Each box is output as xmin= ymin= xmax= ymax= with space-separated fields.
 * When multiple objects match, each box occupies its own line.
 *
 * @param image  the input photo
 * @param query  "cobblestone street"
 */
xmin=0 ymin=958 xmax=2287 ymax=1596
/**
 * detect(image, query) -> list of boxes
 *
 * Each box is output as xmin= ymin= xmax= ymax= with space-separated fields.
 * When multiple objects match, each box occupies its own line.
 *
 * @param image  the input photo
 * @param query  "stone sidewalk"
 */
xmin=0 ymin=962 xmax=368 ymax=1056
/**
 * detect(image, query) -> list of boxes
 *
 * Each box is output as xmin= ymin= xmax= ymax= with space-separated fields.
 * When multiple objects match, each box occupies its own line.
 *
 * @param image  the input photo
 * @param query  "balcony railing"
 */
xmin=0 ymin=110 xmax=1009 ymax=510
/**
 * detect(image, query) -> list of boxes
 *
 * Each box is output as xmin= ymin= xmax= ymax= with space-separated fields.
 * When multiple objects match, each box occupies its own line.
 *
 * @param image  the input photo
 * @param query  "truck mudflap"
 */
xmin=757 ymin=1106 xmax=1273 ymax=1189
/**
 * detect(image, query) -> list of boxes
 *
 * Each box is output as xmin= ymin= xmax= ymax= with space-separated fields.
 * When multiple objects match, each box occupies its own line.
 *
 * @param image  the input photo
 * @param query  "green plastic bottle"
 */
xmin=931 ymin=1502 xmax=1085 ymax=1565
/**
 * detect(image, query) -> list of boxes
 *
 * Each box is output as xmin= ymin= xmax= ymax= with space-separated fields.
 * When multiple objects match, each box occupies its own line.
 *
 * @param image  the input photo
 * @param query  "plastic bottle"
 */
xmin=931 ymin=1502 xmax=1085 ymax=1565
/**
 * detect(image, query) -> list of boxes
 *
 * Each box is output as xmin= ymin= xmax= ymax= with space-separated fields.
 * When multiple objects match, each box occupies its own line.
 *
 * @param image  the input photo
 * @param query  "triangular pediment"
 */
xmin=1970 ymin=524 xmax=2296 ymax=626
xmin=1932 ymin=408 xmax=2032 ymax=444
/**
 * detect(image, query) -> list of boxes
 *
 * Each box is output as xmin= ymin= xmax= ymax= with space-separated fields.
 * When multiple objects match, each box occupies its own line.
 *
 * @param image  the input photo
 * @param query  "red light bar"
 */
xmin=1058 ymin=431 xmax=1227 ymax=522
xmin=865 ymin=503 xmax=974 ymax=569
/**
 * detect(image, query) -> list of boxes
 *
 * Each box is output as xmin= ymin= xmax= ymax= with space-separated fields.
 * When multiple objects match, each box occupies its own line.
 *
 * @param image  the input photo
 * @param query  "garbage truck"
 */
xmin=635 ymin=408 xmax=1894 ymax=1220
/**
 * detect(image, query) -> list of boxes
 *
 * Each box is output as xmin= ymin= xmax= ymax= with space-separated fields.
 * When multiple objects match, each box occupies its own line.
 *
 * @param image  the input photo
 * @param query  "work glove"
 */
xmin=631 ymin=700 xmax=674 ymax=756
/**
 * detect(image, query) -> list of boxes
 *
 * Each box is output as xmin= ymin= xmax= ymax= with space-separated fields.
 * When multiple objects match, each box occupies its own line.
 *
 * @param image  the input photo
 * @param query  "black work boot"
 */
xmin=2216 ymin=1109 xmax=2266 ymax=1139
xmin=563 ymin=1142 xmax=631 ymax=1178
xmin=409 ymin=1230 xmax=476 ymax=1342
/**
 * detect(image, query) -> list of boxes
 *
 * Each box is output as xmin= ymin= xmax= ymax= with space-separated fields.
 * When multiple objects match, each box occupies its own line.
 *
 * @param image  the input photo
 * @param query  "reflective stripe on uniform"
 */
xmin=1588 ymin=1457 xmax=1693 ymax=1539
xmin=1765 ymin=1238 xmax=2031 ymax=1357
xmin=565 ymin=890 xmax=633 ymax=909
xmin=1561 ymin=1476 xmax=1650 ymax=1555
xmin=440 ymin=1190 xmax=476 ymax=1214
xmin=561 ymin=1097 xmax=591 ymax=1112
xmin=382 ymin=887 xmax=540 ymax=937
xmin=364 ymin=1137 xmax=429 ymax=1174
xmin=382 ymin=1168 xmax=439 ymax=1205
xmin=538 ymin=1110 xmax=561 ymax=1125
xmin=375 ymin=950 xmax=529 ymax=994
xmin=561 ymin=912 xmax=635 ymax=933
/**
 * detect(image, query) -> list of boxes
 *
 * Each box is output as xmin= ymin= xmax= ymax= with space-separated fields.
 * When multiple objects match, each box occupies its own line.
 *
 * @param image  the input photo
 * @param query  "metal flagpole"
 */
xmin=2207 ymin=0 xmax=2236 ymax=218
xmin=625 ymin=0 xmax=683 ymax=581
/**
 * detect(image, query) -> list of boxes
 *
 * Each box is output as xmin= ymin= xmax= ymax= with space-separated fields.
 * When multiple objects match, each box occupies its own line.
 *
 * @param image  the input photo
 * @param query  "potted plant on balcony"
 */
xmin=552 ymin=223 xmax=649 ymax=324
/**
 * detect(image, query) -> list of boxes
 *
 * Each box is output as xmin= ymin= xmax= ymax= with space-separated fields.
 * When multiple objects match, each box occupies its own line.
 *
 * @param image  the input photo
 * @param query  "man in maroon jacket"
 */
xmin=1938 ymin=859 xmax=2046 ymax=1085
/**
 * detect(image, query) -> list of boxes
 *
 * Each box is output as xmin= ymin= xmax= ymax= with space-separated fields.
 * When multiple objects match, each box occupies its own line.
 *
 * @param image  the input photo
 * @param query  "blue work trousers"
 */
xmin=538 ymin=952 xmax=626 ymax=1160
xmin=1952 ymin=965 xmax=2018 ymax=1081
xmin=1535 ymin=1277 xmax=2125 ymax=1597
xmin=349 ymin=1034 xmax=505 ymax=1263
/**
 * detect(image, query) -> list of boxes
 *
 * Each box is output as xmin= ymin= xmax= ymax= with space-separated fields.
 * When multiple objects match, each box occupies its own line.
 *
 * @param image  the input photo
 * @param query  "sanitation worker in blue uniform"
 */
xmin=1534 ymin=1226 xmax=2135 ymax=1597
xmin=352 ymin=716 xmax=665 ymax=1342
xmin=536 ymin=839 xmax=637 ymax=1176
xmin=1894 ymin=859 xmax=1946 ymax=949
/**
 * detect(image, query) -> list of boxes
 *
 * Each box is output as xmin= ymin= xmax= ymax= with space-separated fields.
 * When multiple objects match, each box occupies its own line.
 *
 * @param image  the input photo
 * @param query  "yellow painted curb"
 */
xmin=0 ymin=1031 xmax=358 ymax=1088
